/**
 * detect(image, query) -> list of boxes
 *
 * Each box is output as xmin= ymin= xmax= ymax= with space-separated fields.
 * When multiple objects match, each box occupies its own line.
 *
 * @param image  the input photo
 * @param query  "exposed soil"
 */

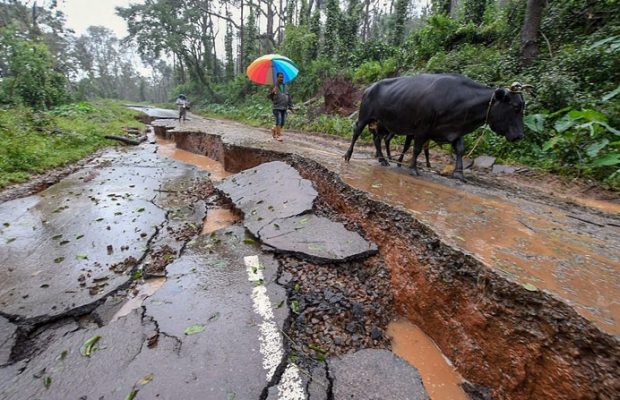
xmin=320 ymin=75 xmax=362 ymax=116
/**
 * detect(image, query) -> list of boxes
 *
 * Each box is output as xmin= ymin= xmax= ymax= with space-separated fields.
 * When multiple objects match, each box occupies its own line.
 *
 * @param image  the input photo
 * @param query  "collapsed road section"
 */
xmin=150 ymin=114 xmax=620 ymax=399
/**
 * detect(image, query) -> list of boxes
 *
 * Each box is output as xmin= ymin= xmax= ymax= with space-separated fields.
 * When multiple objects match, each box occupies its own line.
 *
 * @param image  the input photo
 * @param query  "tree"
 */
xmin=323 ymin=0 xmax=340 ymax=57
xmin=243 ymin=2 xmax=258 ymax=69
xmin=0 ymin=29 xmax=67 ymax=109
xmin=521 ymin=0 xmax=546 ymax=65
xmin=225 ymin=20 xmax=235 ymax=80
xmin=309 ymin=6 xmax=321 ymax=58
xmin=463 ymin=0 xmax=487 ymax=25
xmin=390 ymin=0 xmax=408 ymax=46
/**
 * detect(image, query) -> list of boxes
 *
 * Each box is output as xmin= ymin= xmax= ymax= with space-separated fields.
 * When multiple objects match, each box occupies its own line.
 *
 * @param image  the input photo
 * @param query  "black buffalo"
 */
xmin=344 ymin=73 xmax=526 ymax=181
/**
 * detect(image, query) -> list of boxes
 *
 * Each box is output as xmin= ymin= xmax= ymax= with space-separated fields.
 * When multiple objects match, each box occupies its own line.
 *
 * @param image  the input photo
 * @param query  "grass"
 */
xmin=0 ymin=99 xmax=143 ymax=187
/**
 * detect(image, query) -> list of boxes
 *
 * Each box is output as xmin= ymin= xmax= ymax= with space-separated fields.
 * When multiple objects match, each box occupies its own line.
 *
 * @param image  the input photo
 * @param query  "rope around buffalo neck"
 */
xmin=467 ymin=91 xmax=497 ymax=158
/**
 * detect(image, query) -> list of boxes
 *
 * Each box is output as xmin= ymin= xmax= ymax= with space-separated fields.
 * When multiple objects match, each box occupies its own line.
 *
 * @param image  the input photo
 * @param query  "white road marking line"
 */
xmin=244 ymin=255 xmax=305 ymax=399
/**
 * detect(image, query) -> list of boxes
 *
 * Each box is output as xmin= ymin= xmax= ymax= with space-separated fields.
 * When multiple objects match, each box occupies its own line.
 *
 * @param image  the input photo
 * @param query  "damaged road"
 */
xmin=0 ymin=122 xmax=427 ymax=399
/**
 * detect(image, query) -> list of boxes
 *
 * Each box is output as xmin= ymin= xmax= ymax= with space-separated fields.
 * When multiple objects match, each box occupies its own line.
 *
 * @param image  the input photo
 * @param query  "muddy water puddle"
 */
xmin=202 ymin=207 xmax=240 ymax=234
xmin=388 ymin=319 xmax=467 ymax=400
xmin=112 ymin=278 xmax=166 ymax=321
xmin=156 ymin=138 xmax=231 ymax=181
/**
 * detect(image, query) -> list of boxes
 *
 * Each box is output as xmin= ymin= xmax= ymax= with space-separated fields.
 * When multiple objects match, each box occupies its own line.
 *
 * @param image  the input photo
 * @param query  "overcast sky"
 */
xmin=58 ymin=0 xmax=143 ymax=38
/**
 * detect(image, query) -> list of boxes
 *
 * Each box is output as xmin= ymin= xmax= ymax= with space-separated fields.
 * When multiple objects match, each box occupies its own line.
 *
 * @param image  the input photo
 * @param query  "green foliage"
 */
xmin=0 ymin=29 xmax=68 ymax=109
xmin=352 ymin=59 xmax=399 ymax=84
xmin=462 ymin=0 xmax=488 ymax=25
xmin=0 ymin=100 xmax=143 ymax=187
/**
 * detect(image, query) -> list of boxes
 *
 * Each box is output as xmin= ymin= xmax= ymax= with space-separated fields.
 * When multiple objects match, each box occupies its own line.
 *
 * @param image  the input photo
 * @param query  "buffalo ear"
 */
xmin=494 ymin=88 xmax=509 ymax=102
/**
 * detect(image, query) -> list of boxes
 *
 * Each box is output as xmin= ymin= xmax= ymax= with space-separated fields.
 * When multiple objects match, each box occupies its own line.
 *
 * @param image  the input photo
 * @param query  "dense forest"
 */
xmin=0 ymin=0 xmax=619 ymax=187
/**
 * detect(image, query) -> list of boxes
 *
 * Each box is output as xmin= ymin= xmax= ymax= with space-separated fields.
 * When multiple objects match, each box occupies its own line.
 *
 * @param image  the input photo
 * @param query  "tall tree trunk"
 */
xmin=362 ymin=0 xmax=370 ymax=41
xmin=240 ymin=0 xmax=245 ymax=74
xmin=521 ymin=0 xmax=545 ymax=65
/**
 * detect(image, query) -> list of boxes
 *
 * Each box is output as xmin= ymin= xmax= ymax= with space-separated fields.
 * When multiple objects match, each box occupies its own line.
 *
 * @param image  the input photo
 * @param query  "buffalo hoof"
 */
xmin=452 ymin=171 xmax=466 ymax=182
xmin=379 ymin=159 xmax=389 ymax=167
xmin=344 ymin=151 xmax=352 ymax=162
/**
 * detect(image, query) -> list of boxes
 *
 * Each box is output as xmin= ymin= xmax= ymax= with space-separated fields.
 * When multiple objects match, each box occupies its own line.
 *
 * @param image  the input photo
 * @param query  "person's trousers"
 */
xmin=273 ymin=109 xmax=287 ymax=127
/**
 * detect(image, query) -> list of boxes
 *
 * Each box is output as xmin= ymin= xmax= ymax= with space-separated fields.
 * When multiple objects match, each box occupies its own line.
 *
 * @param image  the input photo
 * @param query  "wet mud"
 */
xmin=153 ymin=120 xmax=620 ymax=399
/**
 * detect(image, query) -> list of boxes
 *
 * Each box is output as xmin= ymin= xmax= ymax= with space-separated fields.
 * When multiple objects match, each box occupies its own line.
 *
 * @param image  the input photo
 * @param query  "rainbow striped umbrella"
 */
xmin=246 ymin=54 xmax=299 ymax=85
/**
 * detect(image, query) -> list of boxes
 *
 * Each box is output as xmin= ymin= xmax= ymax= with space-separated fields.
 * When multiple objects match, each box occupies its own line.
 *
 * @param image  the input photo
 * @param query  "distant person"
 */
xmin=176 ymin=94 xmax=190 ymax=122
xmin=268 ymin=72 xmax=293 ymax=141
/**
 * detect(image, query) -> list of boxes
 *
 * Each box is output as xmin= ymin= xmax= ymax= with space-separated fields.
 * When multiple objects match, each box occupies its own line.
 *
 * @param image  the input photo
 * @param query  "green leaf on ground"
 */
xmin=299 ymin=217 xmax=309 ymax=225
xmin=76 ymin=254 xmax=88 ymax=260
xmin=6 ymin=237 xmax=16 ymax=244
xmin=290 ymin=300 xmax=300 ymax=314
xmin=43 ymin=376 xmax=52 ymax=389
xmin=54 ymin=257 xmax=65 ymax=264
xmin=52 ymin=234 xmax=63 ymax=240
xmin=184 ymin=324 xmax=205 ymax=335
xmin=58 ymin=350 xmax=68 ymax=361
xmin=522 ymin=283 xmax=537 ymax=292
xmin=136 ymin=208 xmax=145 ymax=212
xmin=125 ymin=389 xmax=138 ymax=400
xmin=76 ymin=234 xmax=84 ymax=240
xmin=80 ymin=335 xmax=101 ymax=357
xmin=243 ymin=238 xmax=255 ymax=244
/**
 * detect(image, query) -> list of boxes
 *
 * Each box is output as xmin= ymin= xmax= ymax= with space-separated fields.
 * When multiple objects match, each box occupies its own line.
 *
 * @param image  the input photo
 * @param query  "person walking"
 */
xmin=175 ymin=94 xmax=190 ymax=122
xmin=268 ymin=72 xmax=293 ymax=141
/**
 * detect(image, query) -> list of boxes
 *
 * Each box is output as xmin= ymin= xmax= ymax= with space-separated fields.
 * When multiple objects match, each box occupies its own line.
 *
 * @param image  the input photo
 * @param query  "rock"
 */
xmin=463 ymin=158 xmax=475 ymax=170
xmin=328 ymin=349 xmax=429 ymax=400
xmin=216 ymin=161 xmax=317 ymax=235
xmin=0 ymin=315 xmax=17 ymax=364
xmin=492 ymin=164 xmax=517 ymax=174
xmin=473 ymin=156 xmax=496 ymax=170
xmin=371 ymin=326 xmax=383 ymax=341
xmin=259 ymin=215 xmax=378 ymax=263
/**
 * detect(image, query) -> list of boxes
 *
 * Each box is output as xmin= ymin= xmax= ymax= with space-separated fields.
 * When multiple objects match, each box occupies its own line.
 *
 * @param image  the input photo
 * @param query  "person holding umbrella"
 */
xmin=246 ymin=54 xmax=299 ymax=141
xmin=268 ymin=72 xmax=293 ymax=141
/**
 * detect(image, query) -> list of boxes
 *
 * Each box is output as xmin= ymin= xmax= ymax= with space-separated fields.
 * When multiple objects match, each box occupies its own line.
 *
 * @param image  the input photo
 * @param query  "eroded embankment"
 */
xmin=160 ymin=125 xmax=620 ymax=400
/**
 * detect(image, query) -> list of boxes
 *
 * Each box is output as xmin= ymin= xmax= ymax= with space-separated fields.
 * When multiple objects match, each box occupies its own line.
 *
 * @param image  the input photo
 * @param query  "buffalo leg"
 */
xmin=452 ymin=136 xmax=466 ymax=182
xmin=424 ymin=142 xmax=431 ymax=168
xmin=384 ymin=131 xmax=396 ymax=160
xmin=344 ymin=120 xmax=366 ymax=162
xmin=373 ymin=134 xmax=389 ymax=166
xmin=397 ymin=136 xmax=414 ymax=168
xmin=408 ymin=139 xmax=424 ymax=176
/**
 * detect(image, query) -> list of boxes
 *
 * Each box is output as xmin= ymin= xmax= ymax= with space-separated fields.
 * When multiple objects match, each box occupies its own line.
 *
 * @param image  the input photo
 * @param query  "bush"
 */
xmin=352 ymin=59 xmax=399 ymax=84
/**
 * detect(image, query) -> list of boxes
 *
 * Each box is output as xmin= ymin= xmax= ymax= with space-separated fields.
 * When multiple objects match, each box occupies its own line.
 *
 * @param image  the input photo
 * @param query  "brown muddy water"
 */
xmin=202 ymin=207 xmax=240 ymax=235
xmin=388 ymin=319 xmax=467 ymax=400
xmin=157 ymin=138 xmax=231 ymax=181
xmin=112 ymin=277 xmax=166 ymax=322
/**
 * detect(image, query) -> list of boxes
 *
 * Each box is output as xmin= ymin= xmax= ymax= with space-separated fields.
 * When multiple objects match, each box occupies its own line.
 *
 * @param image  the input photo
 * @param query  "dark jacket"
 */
xmin=268 ymin=84 xmax=293 ymax=111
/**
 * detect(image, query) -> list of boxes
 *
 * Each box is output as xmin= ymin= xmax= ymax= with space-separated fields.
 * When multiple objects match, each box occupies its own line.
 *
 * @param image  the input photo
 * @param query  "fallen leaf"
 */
xmin=299 ymin=217 xmax=309 ymax=225
xmin=76 ymin=234 xmax=84 ymax=240
xmin=184 ymin=324 xmax=205 ymax=335
xmin=522 ymin=283 xmax=538 ymax=292
xmin=52 ymin=234 xmax=63 ymax=240
xmin=80 ymin=335 xmax=101 ymax=357
xmin=76 ymin=254 xmax=88 ymax=260
xmin=6 ymin=237 xmax=16 ymax=244
xmin=54 ymin=257 xmax=65 ymax=264
xmin=43 ymin=376 xmax=52 ymax=389
xmin=137 ymin=373 xmax=154 ymax=385
xmin=136 ymin=208 xmax=145 ymax=212
xmin=243 ymin=238 xmax=255 ymax=244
